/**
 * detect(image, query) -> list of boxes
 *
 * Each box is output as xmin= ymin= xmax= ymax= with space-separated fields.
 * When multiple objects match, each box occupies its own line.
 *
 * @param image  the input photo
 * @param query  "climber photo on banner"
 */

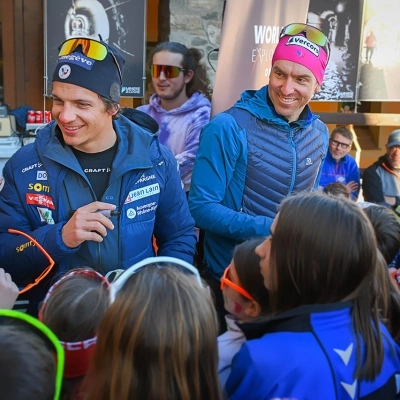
xmin=44 ymin=0 xmax=146 ymax=97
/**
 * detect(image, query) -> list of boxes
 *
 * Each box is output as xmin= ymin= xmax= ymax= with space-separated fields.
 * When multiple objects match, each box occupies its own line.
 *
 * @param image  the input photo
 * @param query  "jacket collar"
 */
xmin=238 ymin=301 xmax=353 ymax=340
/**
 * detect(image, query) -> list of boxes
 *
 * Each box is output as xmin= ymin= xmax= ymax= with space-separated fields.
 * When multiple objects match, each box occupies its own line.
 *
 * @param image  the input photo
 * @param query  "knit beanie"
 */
xmin=271 ymin=33 xmax=329 ymax=85
xmin=52 ymin=39 xmax=125 ymax=102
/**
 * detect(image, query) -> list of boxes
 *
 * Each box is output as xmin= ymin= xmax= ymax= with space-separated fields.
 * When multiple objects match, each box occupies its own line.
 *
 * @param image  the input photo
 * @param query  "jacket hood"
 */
xmin=120 ymin=108 xmax=159 ymax=134
xmin=147 ymin=91 xmax=211 ymax=115
xmin=233 ymin=85 xmax=318 ymax=129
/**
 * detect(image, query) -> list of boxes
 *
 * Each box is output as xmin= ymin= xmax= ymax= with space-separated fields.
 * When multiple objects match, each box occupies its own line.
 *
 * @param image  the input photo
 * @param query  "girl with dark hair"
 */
xmin=84 ymin=259 xmax=223 ymax=400
xmin=218 ymin=238 xmax=270 ymax=385
xmin=39 ymin=268 xmax=110 ymax=400
xmin=226 ymin=192 xmax=400 ymax=399
xmin=137 ymin=41 xmax=212 ymax=193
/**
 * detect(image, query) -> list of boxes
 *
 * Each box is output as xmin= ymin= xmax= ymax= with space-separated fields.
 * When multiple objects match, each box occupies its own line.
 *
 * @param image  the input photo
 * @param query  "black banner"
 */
xmin=307 ymin=0 xmax=364 ymax=101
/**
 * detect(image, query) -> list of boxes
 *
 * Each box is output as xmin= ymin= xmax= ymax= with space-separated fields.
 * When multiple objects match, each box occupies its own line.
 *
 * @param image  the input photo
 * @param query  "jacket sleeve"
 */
xmin=188 ymin=114 xmax=272 ymax=241
xmin=153 ymin=147 xmax=197 ymax=263
xmin=362 ymin=164 xmax=386 ymax=204
xmin=225 ymin=344 xmax=268 ymax=400
xmin=0 ymin=160 xmax=77 ymax=286
xmin=348 ymin=159 xmax=361 ymax=200
xmin=175 ymin=106 xmax=211 ymax=189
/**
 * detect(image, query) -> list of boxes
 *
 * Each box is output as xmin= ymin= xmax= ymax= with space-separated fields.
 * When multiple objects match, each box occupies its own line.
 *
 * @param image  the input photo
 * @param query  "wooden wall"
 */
xmin=2 ymin=0 xmax=45 ymax=110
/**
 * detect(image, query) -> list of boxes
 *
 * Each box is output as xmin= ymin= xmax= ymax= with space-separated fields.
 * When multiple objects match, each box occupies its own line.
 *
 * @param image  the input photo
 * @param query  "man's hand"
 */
xmin=0 ymin=268 xmax=19 ymax=309
xmin=62 ymin=201 xmax=116 ymax=248
xmin=346 ymin=181 xmax=359 ymax=193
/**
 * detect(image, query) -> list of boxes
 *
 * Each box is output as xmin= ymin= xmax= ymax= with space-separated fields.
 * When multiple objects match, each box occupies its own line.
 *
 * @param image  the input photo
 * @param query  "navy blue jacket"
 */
xmin=226 ymin=302 xmax=400 ymax=400
xmin=0 ymin=113 xmax=196 ymax=289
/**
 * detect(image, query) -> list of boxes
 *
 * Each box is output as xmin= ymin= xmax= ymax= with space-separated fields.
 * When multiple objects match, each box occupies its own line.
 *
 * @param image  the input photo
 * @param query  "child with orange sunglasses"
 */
xmin=218 ymin=238 xmax=271 ymax=386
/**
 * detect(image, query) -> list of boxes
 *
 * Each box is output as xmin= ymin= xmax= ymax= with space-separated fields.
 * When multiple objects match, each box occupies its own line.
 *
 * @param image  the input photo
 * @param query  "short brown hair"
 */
xmin=330 ymin=125 xmax=353 ymax=142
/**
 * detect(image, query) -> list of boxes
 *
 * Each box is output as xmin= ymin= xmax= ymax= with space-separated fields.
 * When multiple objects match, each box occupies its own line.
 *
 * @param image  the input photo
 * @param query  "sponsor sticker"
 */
xmin=28 ymin=183 xmax=50 ymax=192
xmin=26 ymin=193 xmax=55 ymax=209
xmin=286 ymin=36 xmax=320 ymax=57
xmin=125 ymin=183 xmax=160 ymax=204
xmin=36 ymin=171 xmax=48 ymax=180
xmin=126 ymin=208 xmax=137 ymax=219
xmin=37 ymin=207 xmax=55 ymax=224
xmin=58 ymin=64 xmax=71 ymax=79
xmin=135 ymin=173 xmax=156 ymax=184
xmin=22 ymin=163 xmax=42 ymax=173
xmin=59 ymin=53 xmax=95 ymax=70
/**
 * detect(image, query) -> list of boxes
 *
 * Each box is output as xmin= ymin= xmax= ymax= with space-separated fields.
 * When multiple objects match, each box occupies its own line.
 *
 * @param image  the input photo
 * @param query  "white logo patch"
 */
xmin=125 ymin=183 xmax=160 ymax=204
xmin=286 ymin=36 xmax=320 ymax=57
xmin=37 ymin=207 xmax=55 ymax=224
xmin=127 ymin=208 xmax=136 ymax=219
xmin=58 ymin=64 xmax=71 ymax=79
xmin=306 ymin=158 xmax=313 ymax=166
xmin=36 ymin=171 xmax=47 ymax=180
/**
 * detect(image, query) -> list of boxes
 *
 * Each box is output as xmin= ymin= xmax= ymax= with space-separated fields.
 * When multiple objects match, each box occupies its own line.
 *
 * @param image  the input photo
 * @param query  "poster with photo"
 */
xmin=44 ymin=0 xmax=147 ymax=98
xmin=358 ymin=0 xmax=400 ymax=101
xmin=306 ymin=0 xmax=364 ymax=101
xmin=211 ymin=0 xmax=310 ymax=116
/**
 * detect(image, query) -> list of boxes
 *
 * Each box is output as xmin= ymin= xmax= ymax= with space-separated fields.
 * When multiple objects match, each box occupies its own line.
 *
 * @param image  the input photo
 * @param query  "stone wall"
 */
xmin=166 ymin=0 xmax=225 ymax=87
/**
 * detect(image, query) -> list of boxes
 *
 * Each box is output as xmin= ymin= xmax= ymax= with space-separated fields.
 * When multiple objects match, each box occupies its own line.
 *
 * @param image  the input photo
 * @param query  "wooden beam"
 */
xmin=317 ymin=112 xmax=400 ymax=127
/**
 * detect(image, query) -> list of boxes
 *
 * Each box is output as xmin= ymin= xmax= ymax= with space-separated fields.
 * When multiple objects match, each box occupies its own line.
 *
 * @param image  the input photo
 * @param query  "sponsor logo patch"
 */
xmin=36 ymin=171 xmax=47 ymax=180
xmin=28 ymin=183 xmax=50 ymax=192
xmin=58 ymin=53 xmax=95 ymax=70
xmin=135 ymin=173 xmax=156 ymax=184
xmin=22 ymin=163 xmax=42 ymax=173
xmin=16 ymin=240 xmax=35 ymax=253
xmin=37 ymin=207 xmax=55 ymax=224
xmin=58 ymin=64 xmax=71 ymax=79
xmin=124 ymin=183 xmax=160 ymax=204
xmin=26 ymin=193 xmax=55 ymax=209
xmin=126 ymin=208 xmax=137 ymax=219
xmin=286 ymin=36 xmax=320 ymax=57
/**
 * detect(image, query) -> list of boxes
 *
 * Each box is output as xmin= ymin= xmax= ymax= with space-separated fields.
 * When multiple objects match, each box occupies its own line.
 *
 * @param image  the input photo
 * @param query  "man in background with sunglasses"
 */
xmin=137 ymin=42 xmax=212 ymax=195
xmin=362 ymin=129 xmax=400 ymax=211
xmin=189 ymin=23 xmax=330 ymax=330
xmin=0 ymin=37 xmax=197 ymax=315
xmin=319 ymin=126 xmax=360 ymax=201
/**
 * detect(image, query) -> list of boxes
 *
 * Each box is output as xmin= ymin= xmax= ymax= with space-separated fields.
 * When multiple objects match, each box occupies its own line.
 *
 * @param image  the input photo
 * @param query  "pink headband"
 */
xmin=271 ymin=34 xmax=328 ymax=85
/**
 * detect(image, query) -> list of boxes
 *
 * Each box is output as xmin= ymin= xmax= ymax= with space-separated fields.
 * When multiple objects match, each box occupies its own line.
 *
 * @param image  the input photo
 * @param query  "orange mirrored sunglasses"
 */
xmin=8 ymin=229 xmax=55 ymax=294
xmin=220 ymin=265 xmax=254 ymax=301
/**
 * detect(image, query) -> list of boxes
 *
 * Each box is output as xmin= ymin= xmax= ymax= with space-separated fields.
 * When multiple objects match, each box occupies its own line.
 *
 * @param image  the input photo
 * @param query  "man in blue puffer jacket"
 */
xmin=189 ymin=23 xmax=330 ymax=330
xmin=0 ymin=37 xmax=196 ymax=315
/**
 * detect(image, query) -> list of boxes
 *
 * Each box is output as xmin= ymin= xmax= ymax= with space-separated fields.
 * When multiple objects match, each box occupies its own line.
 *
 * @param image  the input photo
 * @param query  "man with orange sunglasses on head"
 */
xmin=189 ymin=23 xmax=331 ymax=331
xmin=0 ymin=37 xmax=197 ymax=316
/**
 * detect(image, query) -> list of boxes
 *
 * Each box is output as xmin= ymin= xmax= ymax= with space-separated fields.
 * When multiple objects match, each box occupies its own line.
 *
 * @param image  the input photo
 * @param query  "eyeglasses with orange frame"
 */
xmin=8 ymin=229 xmax=55 ymax=294
xmin=220 ymin=265 xmax=254 ymax=301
